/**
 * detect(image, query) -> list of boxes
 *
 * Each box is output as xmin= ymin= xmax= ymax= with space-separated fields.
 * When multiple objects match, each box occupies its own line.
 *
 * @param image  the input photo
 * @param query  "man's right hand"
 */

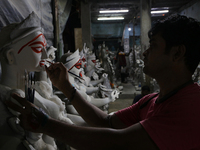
xmin=45 ymin=62 xmax=72 ymax=92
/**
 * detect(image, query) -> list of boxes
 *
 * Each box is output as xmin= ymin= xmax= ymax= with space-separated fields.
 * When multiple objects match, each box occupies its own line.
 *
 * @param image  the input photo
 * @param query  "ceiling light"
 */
xmin=97 ymin=17 xmax=124 ymax=20
xmin=99 ymin=10 xmax=129 ymax=13
xmin=151 ymin=10 xmax=169 ymax=14
xmin=128 ymin=28 xmax=131 ymax=31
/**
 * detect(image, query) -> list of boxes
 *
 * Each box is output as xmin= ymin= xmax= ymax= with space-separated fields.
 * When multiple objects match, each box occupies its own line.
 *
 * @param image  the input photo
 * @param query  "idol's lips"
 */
xmin=39 ymin=60 xmax=45 ymax=67
xmin=79 ymin=72 xmax=83 ymax=78
xmin=39 ymin=60 xmax=53 ymax=67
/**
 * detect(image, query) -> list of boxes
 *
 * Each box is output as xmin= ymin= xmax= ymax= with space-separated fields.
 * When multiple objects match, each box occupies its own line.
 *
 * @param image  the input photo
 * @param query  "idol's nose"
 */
xmin=41 ymin=47 xmax=48 ymax=59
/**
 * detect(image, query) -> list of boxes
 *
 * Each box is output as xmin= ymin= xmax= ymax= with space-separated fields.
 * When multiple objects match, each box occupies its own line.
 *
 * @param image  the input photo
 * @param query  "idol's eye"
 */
xmin=31 ymin=46 xmax=43 ymax=53
xmin=29 ymin=41 xmax=45 ymax=53
xmin=75 ymin=63 xmax=81 ymax=69
xmin=75 ymin=61 xmax=82 ymax=69
xmin=17 ymin=33 xmax=46 ymax=54
xmin=92 ymin=60 xmax=96 ymax=63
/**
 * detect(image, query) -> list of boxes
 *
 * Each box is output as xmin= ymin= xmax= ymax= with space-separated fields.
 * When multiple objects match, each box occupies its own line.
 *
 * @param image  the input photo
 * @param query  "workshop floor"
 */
xmin=108 ymin=80 xmax=140 ymax=113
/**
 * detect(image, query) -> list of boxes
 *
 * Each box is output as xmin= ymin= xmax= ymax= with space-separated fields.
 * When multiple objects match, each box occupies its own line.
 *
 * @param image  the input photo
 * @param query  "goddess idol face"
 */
xmin=69 ymin=59 xmax=83 ymax=79
xmin=81 ymin=56 xmax=87 ymax=68
xmin=10 ymin=31 xmax=48 ymax=72
xmin=87 ymin=54 xmax=96 ymax=68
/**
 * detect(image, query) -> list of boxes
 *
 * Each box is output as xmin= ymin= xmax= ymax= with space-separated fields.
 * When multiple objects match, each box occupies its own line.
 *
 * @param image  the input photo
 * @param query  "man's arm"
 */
xmin=5 ymin=63 xmax=159 ymax=149
xmin=68 ymin=89 xmax=110 ymax=127
xmin=43 ymin=63 xmax=156 ymax=149
xmin=62 ymin=85 xmax=126 ymax=128
xmin=42 ymin=118 xmax=159 ymax=150
xmin=45 ymin=63 xmax=125 ymax=128
xmin=6 ymin=97 xmax=159 ymax=149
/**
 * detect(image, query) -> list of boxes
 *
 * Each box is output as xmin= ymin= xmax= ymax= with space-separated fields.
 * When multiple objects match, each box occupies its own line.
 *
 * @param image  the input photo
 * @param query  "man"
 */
xmin=5 ymin=14 xmax=200 ymax=149
xmin=132 ymin=85 xmax=150 ymax=104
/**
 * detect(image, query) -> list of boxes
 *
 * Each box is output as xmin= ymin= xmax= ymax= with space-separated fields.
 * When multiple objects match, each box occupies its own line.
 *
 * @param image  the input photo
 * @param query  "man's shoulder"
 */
xmin=135 ymin=93 xmax=158 ymax=105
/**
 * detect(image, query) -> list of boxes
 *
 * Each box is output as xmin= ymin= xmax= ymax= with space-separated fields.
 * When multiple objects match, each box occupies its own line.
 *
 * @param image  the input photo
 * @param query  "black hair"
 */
xmin=148 ymin=14 xmax=200 ymax=73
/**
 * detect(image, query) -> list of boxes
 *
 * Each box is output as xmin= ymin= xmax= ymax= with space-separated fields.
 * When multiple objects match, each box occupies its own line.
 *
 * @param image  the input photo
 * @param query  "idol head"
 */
xmin=80 ymin=43 xmax=90 ymax=69
xmin=87 ymin=53 xmax=96 ymax=68
xmin=60 ymin=50 xmax=83 ymax=79
xmin=80 ymin=48 xmax=87 ymax=69
xmin=0 ymin=12 xmax=48 ymax=72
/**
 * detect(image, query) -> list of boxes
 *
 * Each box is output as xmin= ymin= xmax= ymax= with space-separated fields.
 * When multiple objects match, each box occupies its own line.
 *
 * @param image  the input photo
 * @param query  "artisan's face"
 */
xmin=143 ymin=32 xmax=173 ymax=78
xmin=11 ymin=31 xmax=47 ymax=71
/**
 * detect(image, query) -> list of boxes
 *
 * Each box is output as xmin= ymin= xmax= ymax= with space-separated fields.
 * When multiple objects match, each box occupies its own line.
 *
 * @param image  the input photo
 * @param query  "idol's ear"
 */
xmin=6 ymin=49 xmax=15 ymax=64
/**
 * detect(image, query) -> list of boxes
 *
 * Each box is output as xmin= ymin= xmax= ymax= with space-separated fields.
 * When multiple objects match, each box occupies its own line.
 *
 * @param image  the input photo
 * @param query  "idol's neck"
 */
xmin=0 ymin=64 xmax=25 ymax=91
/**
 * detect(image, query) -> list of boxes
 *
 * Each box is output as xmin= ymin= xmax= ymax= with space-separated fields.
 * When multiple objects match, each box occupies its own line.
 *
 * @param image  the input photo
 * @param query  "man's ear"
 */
xmin=172 ymin=45 xmax=186 ymax=62
xmin=6 ymin=49 xmax=15 ymax=64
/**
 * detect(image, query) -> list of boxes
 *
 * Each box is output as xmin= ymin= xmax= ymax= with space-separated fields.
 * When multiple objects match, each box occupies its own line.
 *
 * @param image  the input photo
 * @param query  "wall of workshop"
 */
xmin=123 ymin=23 xmax=141 ymax=50
xmin=91 ymin=22 xmax=141 ymax=51
xmin=179 ymin=1 xmax=200 ymax=21
xmin=92 ymin=23 xmax=124 ymax=38
xmin=0 ymin=0 xmax=54 ymax=46
xmin=91 ymin=22 xmax=124 ymax=52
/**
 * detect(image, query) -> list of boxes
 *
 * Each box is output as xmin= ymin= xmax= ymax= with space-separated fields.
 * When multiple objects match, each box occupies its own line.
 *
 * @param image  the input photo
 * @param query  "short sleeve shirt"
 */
xmin=115 ymin=83 xmax=200 ymax=150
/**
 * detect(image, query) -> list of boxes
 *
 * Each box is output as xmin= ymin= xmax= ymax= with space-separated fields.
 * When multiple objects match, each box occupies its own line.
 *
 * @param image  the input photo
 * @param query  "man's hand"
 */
xmin=5 ymin=93 xmax=49 ymax=133
xmin=45 ymin=62 xmax=72 ymax=92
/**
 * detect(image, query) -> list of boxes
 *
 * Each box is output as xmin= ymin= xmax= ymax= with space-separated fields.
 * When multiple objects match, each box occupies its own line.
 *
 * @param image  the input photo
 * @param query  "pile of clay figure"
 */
xmin=0 ymin=12 xmax=120 ymax=150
